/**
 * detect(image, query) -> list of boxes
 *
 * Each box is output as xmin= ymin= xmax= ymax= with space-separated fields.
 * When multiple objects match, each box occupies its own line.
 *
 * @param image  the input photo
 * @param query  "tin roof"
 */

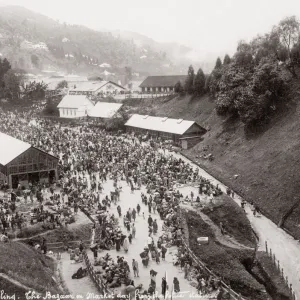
xmin=0 ymin=132 xmax=31 ymax=166
xmin=57 ymin=95 xmax=94 ymax=109
xmin=88 ymin=102 xmax=123 ymax=118
xmin=68 ymin=81 xmax=125 ymax=92
xmin=139 ymin=75 xmax=187 ymax=88
xmin=125 ymin=114 xmax=204 ymax=135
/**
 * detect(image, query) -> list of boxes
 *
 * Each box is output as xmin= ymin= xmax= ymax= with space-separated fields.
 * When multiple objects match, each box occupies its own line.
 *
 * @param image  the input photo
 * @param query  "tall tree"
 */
xmin=184 ymin=65 xmax=195 ymax=94
xmin=193 ymin=68 xmax=206 ymax=96
xmin=215 ymin=57 xmax=222 ymax=69
xmin=56 ymin=80 xmax=68 ymax=90
xmin=174 ymin=81 xmax=184 ymax=94
xmin=275 ymin=16 xmax=300 ymax=77
xmin=223 ymin=54 xmax=231 ymax=65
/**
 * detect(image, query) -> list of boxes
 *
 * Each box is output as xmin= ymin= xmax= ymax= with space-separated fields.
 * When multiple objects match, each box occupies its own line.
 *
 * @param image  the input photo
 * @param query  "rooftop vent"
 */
xmin=177 ymin=119 xmax=184 ymax=124
xmin=162 ymin=117 xmax=168 ymax=122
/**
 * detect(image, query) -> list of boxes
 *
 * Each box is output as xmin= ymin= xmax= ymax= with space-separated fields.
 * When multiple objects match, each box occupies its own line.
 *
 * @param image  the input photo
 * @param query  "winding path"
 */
xmin=169 ymin=151 xmax=300 ymax=299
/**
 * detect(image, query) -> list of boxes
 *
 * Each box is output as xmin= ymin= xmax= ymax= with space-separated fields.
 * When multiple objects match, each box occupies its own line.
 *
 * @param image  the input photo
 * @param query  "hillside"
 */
xmin=0 ymin=5 xmax=177 ymax=76
xmin=123 ymin=87 xmax=300 ymax=240
xmin=0 ymin=241 xmax=61 ymax=295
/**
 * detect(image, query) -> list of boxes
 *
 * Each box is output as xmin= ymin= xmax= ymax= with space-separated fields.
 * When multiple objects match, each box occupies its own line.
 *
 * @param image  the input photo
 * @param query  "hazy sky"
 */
xmin=1 ymin=0 xmax=300 ymax=56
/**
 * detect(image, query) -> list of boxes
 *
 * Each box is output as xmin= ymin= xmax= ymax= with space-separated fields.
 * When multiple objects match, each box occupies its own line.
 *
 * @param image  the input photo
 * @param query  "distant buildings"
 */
xmin=57 ymin=95 xmax=123 ymax=120
xmin=68 ymin=81 xmax=126 ymax=96
xmin=57 ymin=95 xmax=94 ymax=118
xmin=125 ymin=114 xmax=206 ymax=148
xmin=139 ymin=75 xmax=187 ymax=93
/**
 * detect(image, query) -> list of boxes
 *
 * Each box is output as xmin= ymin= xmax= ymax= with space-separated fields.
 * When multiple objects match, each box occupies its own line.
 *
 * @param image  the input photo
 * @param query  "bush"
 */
xmin=42 ymin=100 xmax=59 ymax=116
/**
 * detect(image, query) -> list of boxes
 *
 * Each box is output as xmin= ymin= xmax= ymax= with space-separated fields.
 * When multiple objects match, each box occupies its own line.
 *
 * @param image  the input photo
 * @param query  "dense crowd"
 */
xmin=0 ymin=107 xmax=233 ymax=299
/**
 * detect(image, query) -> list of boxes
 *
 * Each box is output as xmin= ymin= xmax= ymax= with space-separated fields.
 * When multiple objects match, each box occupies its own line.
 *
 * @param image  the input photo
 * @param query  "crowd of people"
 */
xmin=0 ymin=107 xmax=233 ymax=299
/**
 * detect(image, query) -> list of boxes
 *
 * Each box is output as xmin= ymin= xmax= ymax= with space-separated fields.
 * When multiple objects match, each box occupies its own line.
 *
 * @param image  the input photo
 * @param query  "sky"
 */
xmin=1 ymin=0 xmax=300 ymax=57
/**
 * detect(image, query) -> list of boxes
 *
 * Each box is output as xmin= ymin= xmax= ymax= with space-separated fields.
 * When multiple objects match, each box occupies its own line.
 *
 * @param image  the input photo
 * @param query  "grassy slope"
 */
xmin=201 ymin=194 xmax=256 ymax=248
xmin=124 ymin=89 xmax=300 ymax=239
xmin=0 ymin=242 xmax=61 ymax=294
xmin=184 ymin=210 xmax=266 ymax=299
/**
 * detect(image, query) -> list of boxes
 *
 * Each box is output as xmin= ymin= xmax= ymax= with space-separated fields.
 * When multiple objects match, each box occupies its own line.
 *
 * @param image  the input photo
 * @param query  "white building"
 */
xmin=88 ymin=102 xmax=123 ymax=119
xmin=57 ymin=95 xmax=94 ymax=118
xmin=68 ymin=81 xmax=126 ymax=96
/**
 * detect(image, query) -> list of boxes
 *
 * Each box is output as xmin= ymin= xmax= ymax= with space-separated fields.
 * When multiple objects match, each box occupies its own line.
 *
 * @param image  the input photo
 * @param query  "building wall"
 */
xmin=97 ymin=84 xmax=125 ymax=95
xmin=59 ymin=108 xmax=78 ymax=118
xmin=141 ymin=86 xmax=174 ymax=93
xmin=184 ymin=123 xmax=205 ymax=135
xmin=5 ymin=147 xmax=58 ymax=188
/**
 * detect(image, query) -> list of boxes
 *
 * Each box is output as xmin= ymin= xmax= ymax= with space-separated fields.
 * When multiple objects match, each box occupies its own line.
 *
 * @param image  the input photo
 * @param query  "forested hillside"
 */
xmin=0 ymin=5 xmax=175 ymax=75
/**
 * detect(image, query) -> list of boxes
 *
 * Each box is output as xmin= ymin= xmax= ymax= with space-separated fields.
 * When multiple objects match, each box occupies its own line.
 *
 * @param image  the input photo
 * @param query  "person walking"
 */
xmin=132 ymin=223 xmax=136 ymax=239
xmin=123 ymin=236 xmax=129 ymax=253
xmin=173 ymin=277 xmax=180 ymax=293
xmin=132 ymin=259 xmax=139 ymax=277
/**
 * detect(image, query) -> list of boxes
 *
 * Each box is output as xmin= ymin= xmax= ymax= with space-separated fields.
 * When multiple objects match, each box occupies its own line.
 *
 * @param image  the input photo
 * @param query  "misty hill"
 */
xmin=111 ymin=30 xmax=216 ymax=73
xmin=0 ymin=5 xmax=179 ymax=76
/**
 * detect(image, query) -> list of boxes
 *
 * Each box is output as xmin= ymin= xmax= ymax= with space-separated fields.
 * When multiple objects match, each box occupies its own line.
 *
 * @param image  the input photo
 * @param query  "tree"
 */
xmin=193 ymin=68 xmax=206 ymax=96
xmin=234 ymin=41 xmax=254 ymax=67
xmin=277 ymin=16 xmax=300 ymax=57
xmin=184 ymin=65 xmax=195 ymax=94
xmin=275 ymin=16 xmax=300 ymax=77
xmin=174 ymin=81 xmax=184 ymax=94
xmin=223 ymin=54 xmax=231 ymax=65
xmin=125 ymin=66 xmax=132 ymax=85
xmin=56 ymin=80 xmax=68 ymax=89
xmin=0 ymin=58 xmax=11 ymax=88
xmin=215 ymin=57 xmax=222 ymax=69
xmin=4 ymin=70 xmax=24 ymax=101
xmin=23 ymin=81 xmax=48 ymax=100
xmin=204 ymin=75 xmax=211 ymax=93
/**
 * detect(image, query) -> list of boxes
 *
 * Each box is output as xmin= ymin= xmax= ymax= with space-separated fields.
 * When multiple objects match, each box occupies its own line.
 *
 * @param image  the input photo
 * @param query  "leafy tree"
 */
xmin=184 ymin=65 xmax=195 ymax=94
xmin=193 ymin=68 xmax=206 ymax=96
xmin=214 ymin=57 xmax=222 ymax=69
xmin=43 ymin=99 xmax=59 ymax=116
xmin=23 ymin=81 xmax=48 ymax=100
xmin=0 ymin=58 xmax=11 ymax=88
xmin=223 ymin=54 xmax=231 ymax=65
xmin=56 ymin=80 xmax=68 ymax=89
xmin=234 ymin=41 xmax=253 ymax=67
xmin=204 ymin=74 xmax=211 ymax=93
xmin=4 ymin=70 xmax=24 ymax=101
xmin=174 ymin=81 xmax=184 ymax=94
xmin=275 ymin=16 xmax=300 ymax=77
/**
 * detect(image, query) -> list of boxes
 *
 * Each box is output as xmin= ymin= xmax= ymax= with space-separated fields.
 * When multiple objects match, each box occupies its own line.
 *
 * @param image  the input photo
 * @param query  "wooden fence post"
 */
xmin=277 ymin=260 xmax=280 ymax=272
xmin=273 ymin=254 xmax=276 ymax=265
xmin=265 ymin=241 xmax=268 ymax=254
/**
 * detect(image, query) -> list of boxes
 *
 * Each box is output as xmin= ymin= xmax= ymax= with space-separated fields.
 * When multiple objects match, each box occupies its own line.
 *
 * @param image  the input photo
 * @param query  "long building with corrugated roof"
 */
xmin=125 ymin=114 xmax=206 ymax=148
xmin=139 ymin=75 xmax=187 ymax=93
xmin=0 ymin=132 xmax=59 ymax=188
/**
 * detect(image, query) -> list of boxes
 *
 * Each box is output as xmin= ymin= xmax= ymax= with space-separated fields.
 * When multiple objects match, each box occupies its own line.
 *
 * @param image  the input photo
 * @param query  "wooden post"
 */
xmin=273 ymin=254 xmax=276 ymax=265
xmin=277 ymin=260 xmax=280 ymax=271
xmin=281 ymin=268 xmax=284 ymax=278
xmin=270 ymin=248 xmax=272 ymax=258
xmin=265 ymin=241 xmax=268 ymax=254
